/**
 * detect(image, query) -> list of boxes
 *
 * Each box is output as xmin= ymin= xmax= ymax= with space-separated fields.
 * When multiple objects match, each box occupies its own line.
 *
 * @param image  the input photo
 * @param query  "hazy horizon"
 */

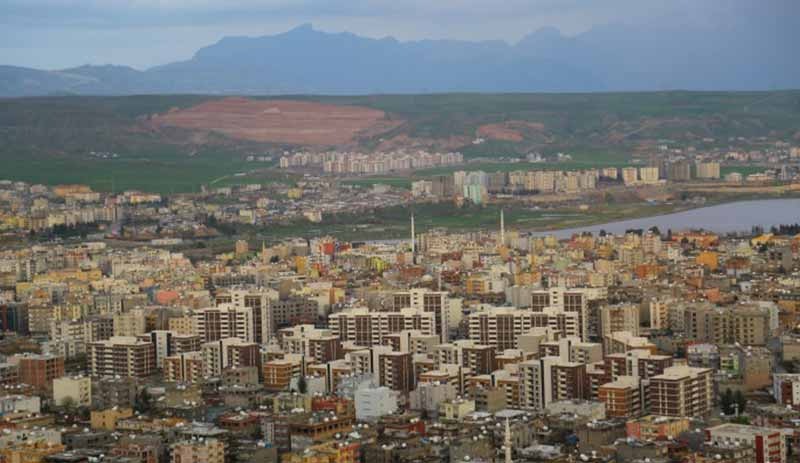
xmin=2 ymin=0 xmax=798 ymax=70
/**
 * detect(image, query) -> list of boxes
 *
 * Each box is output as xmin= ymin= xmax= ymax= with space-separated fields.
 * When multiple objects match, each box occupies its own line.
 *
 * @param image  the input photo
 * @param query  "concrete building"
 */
xmin=88 ymin=336 xmax=156 ymax=378
xmin=53 ymin=376 xmax=92 ymax=407
xmin=378 ymin=351 xmax=414 ymax=393
xmin=171 ymin=438 xmax=225 ymax=463
xmin=600 ymin=304 xmax=640 ymax=338
xmin=467 ymin=307 xmax=581 ymax=351
xmin=393 ymin=288 xmax=462 ymax=342
xmin=626 ymin=415 xmax=690 ymax=441
xmin=409 ymin=381 xmax=457 ymax=418
xmin=112 ymin=309 xmax=146 ymax=337
xmin=163 ymin=352 xmax=205 ymax=384
xmin=354 ymin=385 xmax=398 ymax=422
xmin=597 ymin=376 xmax=641 ymax=418
xmin=622 ymin=167 xmax=639 ymax=185
xmin=773 ymin=373 xmax=800 ymax=408
xmin=0 ymin=395 xmax=40 ymax=414
xmin=202 ymin=338 xmax=259 ymax=378
xmin=649 ymin=365 xmax=713 ymax=418
xmin=12 ymin=353 xmax=64 ymax=393
xmin=193 ymin=304 xmax=255 ymax=343
xmin=706 ymin=423 xmax=786 ymax=463
xmin=277 ymin=324 xmax=342 ymax=364
xmin=91 ymin=377 xmax=138 ymax=409
xmin=638 ymin=167 xmax=660 ymax=184
xmin=544 ymin=400 xmax=606 ymax=421
xmin=519 ymin=356 xmax=588 ymax=410
xmin=696 ymin=162 xmax=721 ymax=179
xmin=684 ymin=303 xmax=771 ymax=346
xmin=329 ymin=307 xmax=435 ymax=347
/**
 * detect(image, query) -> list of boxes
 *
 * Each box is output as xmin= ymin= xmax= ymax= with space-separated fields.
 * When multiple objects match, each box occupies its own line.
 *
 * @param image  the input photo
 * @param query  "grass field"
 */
xmin=237 ymin=200 xmax=689 ymax=242
xmin=342 ymin=177 xmax=413 ymax=189
xmin=0 ymin=150 xmax=253 ymax=194
xmin=720 ymin=165 xmax=769 ymax=177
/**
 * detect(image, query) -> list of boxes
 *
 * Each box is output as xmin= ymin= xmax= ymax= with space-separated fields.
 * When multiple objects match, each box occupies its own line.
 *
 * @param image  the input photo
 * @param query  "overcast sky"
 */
xmin=1 ymin=0 xmax=796 ymax=70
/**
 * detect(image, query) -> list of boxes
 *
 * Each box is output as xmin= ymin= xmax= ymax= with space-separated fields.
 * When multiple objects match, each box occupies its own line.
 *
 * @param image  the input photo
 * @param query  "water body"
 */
xmin=533 ymin=198 xmax=800 ymax=239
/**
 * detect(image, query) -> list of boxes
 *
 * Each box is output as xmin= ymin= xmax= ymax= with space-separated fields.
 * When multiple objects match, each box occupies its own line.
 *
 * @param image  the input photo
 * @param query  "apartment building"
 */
xmin=603 ymin=349 xmax=674 ymax=382
xmin=649 ymin=299 xmax=671 ymax=330
xmin=13 ymin=353 xmax=65 ymax=392
xmin=696 ymin=162 xmax=721 ymax=180
xmin=277 ymin=324 xmax=342 ymax=364
xmin=648 ymin=365 xmax=713 ymax=418
xmin=53 ymin=376 xmax=92 ymax=407
xmin=684 ymin=303 xmax=772 ymax=346
xmin=381 ymin=330 xmax=439 ymax=354
xmin=706 ymin=423 xmax=786 ymax=463
xmin=378 ymin=351 xmax=414 ymax=393
xmin=202 ymin=338 xmax=259 ymax=378
xmin=163 ymin=352 xmax=204 ymax=384
xmin=773 ymin=373 xmax=800 ymax=408
xmin=467 ymin=307 xmax=580 ymax=351
xmin=392 ymin=289 xmax=462 ymax=343
xmin=600 ymin=304 xmax=640 ymax=338
xmin=432 ymin=340 xmax=496 ymax=375
xmin=329 ymin=307 xmax=435 ymax=347
xmin=112 ymin=309 xmax=147 ymax=337
xmin=597 ymin=376 xmax=642 ymax=418
xmin=193 ymin=304 xmax=255 ymax=343
xmin=622 ymin=167 xmax=639 ymax=185
xmin=639 ymin=167 xmax=660 ymax=184
xmin=603 ymin=331 xmax=657 ymax=355
xmin=88 ymin=336 xmax=156 ymax=378
xmin=538 ymin=336 xmax=603 ymax=364
xmin=263 ymin=356 xmax=303 ymax=391
xmin=171 ymin=438 xmax=225 ymax=463
xmin=519 ymin=356 xmax=588 ymax=410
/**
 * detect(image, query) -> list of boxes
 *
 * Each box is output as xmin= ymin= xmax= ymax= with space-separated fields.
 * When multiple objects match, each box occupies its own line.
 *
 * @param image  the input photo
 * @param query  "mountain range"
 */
xmin=2 ymin=23 xmax=798 ymax=97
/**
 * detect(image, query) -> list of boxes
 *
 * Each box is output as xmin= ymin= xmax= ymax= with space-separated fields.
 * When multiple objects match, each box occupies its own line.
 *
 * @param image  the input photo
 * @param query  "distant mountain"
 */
xmin=1 ymin=22 xmax=798 ymax=97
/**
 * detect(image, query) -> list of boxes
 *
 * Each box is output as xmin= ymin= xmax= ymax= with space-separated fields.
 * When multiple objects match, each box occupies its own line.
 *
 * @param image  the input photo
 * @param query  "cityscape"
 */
xmin=1 ymin=2 xmax=800 ymax=463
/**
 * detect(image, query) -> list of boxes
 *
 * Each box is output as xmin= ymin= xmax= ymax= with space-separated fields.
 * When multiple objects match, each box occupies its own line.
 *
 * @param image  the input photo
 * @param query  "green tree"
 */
xmin=297 ymin=375 xmax=308 ymax=394
xmin=135 ymin=389 xmax=154 ymax=414
xmin=721 ymin=388 xmax=734 ymax=415
xmin=59 ymin=396 xmax=76 ymax=410
xmin=733 ymin=390 xmax=746 ymax=414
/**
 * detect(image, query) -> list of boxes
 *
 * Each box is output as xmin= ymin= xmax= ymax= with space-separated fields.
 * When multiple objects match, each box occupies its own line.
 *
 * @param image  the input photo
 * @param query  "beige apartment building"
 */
xmin=648 ymin=365 xmax=713 ymax=417
xmin=171 ymin=438 xmax=225 ymax=463
xmin=684 ymin=303 xmax=771 ymax=346
xmin=53 ymin=375 xmax=92 ymax=407
xmin=88 ymin=336 xmax=156 ymax=378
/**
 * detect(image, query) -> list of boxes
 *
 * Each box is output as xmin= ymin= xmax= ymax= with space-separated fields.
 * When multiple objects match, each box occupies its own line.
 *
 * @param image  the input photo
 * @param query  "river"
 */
xmin=531 ymin=198 xmax=800 ymax=238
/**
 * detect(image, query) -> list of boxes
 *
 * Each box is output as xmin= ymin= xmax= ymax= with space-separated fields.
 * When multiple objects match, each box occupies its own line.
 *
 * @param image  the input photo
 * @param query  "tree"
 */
xmin=721 ymin=389 xmax=735 ymax=415
xmin=135 ymin=389 xmax=154 ymax=414
xmin=59 ymin=396 xmax=76 ymax=410
xmin=297 ymin=374 xmax=308 ymax=394
xmin=733 ymin=390 xmax=747 ymax=414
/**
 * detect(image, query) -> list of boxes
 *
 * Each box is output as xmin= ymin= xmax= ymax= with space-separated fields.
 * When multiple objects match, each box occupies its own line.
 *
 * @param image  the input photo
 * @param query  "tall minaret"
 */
xmin=500 ymin=208 xmax=506 ymax=246
xmin=410 ymin=213 xmax=416 ymax=261
xmin=504 ymin=418 xmax=513 ymax=463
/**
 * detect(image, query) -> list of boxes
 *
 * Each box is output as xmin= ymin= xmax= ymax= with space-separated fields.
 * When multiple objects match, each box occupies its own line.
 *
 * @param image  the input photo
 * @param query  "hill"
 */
xmin=1 ymin=23 xmax=798 ymax=97
xmin=2 ymin=91 xmax=800 ymax=192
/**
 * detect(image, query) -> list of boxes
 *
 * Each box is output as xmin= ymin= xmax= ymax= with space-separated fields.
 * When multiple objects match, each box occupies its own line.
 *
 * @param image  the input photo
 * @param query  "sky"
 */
xmin=1 ymin=0 xmax=797 ymax=70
